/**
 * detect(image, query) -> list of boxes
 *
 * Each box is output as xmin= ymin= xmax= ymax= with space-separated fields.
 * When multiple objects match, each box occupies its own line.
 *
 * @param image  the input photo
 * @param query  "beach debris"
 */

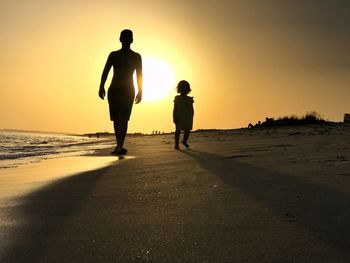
xmin=288 ymin=132 xmax=302 ymax=136
xmin=285 ymin=212 xmax=297 ymax=223
xmin=227 ymin=154 xmax=253 ymax=159
xmin=336 ymin=155 xmax=347 ymax=161
xmin=134 ymin=249 xmax=152 ymax=260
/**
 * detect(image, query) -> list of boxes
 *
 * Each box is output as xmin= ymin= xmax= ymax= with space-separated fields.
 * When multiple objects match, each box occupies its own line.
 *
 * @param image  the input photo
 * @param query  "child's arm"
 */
xmin=173 ymin=102 xmax=178 ymax=124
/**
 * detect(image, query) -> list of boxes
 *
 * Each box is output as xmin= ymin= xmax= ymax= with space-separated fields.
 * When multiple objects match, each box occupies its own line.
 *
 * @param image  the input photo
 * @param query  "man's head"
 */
xmin=119 ymin=29 xmax=133 ymax=44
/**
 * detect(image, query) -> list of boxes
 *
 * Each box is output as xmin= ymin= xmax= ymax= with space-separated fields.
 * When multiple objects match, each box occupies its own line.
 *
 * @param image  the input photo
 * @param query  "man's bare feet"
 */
xmin=111 ymin=147 xmax=128 ymax=155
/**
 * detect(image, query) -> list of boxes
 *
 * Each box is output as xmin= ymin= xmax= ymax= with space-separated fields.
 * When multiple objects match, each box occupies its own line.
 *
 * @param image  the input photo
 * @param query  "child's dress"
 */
xmin=173 ymin=95 xmax=194 ymax=131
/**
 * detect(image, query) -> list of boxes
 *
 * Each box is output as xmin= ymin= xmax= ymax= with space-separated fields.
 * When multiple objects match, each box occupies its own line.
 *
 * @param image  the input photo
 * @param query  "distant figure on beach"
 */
xmin=99 ymin=29 xmax=142 ymax=155
xmin=173 ymin=80 xmax=194 ymax=149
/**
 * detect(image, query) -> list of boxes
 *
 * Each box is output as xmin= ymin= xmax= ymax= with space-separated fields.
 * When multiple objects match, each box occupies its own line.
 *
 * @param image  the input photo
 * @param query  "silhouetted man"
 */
xmin=99 ymin=29 xmax=142 ymax=155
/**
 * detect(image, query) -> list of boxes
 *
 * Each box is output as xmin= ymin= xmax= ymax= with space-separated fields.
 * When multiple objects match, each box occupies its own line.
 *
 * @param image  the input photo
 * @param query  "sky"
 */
xmin=1 ymin=0 xmax=349 ymax=134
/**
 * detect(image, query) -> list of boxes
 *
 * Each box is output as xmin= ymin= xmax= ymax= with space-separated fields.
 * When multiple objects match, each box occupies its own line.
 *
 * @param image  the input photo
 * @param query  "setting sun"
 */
xmin=138 ymin=56 xmax=176 ymax=102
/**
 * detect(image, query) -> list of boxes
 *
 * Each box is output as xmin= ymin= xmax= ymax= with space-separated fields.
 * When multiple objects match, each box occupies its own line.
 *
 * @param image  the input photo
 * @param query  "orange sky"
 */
xmin=1 ymin=0 xmax=349 ymax=134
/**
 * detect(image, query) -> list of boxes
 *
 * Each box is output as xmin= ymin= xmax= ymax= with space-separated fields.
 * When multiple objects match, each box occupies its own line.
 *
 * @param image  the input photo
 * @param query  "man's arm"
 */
xmin=135 ymin=54 xmax=143 ymax=104
xmin=98 ymin=53 xmax=113 ymax=100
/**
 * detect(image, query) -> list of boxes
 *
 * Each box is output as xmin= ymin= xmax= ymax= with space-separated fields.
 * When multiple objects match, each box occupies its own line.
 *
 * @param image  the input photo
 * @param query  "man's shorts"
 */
xmin=107 ymin=86 xmax=135 ymax=121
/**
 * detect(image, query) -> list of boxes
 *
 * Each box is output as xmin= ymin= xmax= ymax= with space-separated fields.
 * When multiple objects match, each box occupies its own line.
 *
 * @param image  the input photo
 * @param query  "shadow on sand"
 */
xmin=1 ymin=148 xmax=350 ymax=261
xmin=0 ymin=166 xmax=110 ymax=262
xmin=182 ymin=149 xmax=350 ymax=258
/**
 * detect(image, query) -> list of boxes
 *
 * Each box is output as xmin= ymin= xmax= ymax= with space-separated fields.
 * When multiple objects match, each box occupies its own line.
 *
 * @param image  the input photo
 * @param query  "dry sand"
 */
xmin=0 ymin=124 xmax=350 ymax=262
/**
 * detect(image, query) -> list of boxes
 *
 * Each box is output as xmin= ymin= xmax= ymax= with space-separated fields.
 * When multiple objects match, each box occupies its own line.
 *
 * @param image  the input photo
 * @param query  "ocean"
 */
xmin=0 ymin=131 xmax=115 ymax=169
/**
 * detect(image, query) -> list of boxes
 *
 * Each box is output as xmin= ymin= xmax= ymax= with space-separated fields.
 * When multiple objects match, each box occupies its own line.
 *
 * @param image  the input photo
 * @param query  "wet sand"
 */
xmin=1 ymin=124 xmax=350 ymax=262
xmin=0 ymin=156 xmax=119 ymax=199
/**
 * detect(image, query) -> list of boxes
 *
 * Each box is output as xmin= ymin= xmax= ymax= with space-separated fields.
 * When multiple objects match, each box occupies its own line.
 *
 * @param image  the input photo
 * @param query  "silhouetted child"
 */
xmin=173 ymin=80 xmax=194 ymax=149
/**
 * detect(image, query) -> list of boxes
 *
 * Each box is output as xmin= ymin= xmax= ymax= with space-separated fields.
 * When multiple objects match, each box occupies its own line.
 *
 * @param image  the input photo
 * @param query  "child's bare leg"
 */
xmin=175 ymin=130 xmax=180 ymax=149
xmin=182 ymin=130 xmax=190 ymax=148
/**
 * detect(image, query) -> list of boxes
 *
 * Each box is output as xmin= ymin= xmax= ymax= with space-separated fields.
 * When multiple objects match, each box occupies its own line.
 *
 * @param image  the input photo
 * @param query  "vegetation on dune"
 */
xmin=248 ymin=111 xmax=327 ymax=128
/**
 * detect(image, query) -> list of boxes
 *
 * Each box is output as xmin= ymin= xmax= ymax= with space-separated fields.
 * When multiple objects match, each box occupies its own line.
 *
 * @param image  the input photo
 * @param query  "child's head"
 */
xmin=176 ymin=80 xmax=191 ymax=95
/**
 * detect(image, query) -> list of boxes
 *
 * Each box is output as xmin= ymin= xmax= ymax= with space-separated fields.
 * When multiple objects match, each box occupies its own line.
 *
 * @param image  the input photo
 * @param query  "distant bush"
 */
xmin=303 ymin=111 xmax=324 ymax=123
xmin=248 ymin=111 xmax=326 ymax=128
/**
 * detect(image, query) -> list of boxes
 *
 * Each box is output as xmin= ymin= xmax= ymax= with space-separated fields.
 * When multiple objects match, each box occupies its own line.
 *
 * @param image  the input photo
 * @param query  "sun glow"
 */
xmin=137 ymin=56 xmax=176 ymax=102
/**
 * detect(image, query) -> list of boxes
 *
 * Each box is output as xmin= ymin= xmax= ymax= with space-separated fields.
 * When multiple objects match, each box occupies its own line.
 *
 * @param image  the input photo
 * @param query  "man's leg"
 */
xmin=111 ymin=119 xmax=128 ymax=155
xmin=111 ymin=100 xmax=132 ymax=155
xmin=110 ymin=120 xmax=119 ymax=154
xmin=117 ymin=117 xmax=128 ymax=150
xmin=113 ymin=121 xmax=119 ymax=144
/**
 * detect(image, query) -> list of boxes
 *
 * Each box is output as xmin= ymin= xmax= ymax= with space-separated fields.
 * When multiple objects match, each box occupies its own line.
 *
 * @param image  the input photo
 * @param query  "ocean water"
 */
xmin=0 ymin=131 xmax=115 ymax=169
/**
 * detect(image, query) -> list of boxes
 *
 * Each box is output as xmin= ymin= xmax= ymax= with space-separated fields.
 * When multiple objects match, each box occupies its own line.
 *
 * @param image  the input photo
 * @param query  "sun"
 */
xmin=135 ymin=56 xmax=176 ymax=102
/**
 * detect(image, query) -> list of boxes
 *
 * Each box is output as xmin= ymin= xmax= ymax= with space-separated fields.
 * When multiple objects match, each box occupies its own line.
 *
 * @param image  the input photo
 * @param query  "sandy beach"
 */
xmin=1 ymin=124 xmax=350 ymax=262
